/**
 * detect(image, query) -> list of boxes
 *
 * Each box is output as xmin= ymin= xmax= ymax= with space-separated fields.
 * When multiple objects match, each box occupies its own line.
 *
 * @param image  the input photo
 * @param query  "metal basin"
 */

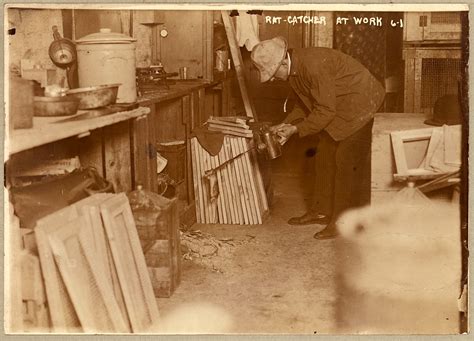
xmin=66 ymin=83 xmax=120 ymax=109
xmin=33 ymin=96 xmax=79 ymax=117
xmin=54 ymin=108 xmax=116 ymax=123
xmin=54 ymin=103 xmax=139 ymax=123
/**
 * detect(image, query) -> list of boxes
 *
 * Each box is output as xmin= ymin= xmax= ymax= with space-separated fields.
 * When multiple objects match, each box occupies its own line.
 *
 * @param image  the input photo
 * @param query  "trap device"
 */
xmin=204 ymin=124 xmax=282 ymax=200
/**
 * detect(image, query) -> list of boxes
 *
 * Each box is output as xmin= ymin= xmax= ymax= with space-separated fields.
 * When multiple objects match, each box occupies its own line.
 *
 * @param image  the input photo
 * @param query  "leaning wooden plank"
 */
xmin=222 ymin=137 xmax=244 ymax=224
xmin=229 ymin=137 xmax=253 ymax=224
xmin=208 ymin=122 xmax=251 ymax=131
xmin=194 ymin=140 xmax=205 ymax=223
xmin=5 ymin=208 xmax=23 ymax=333
xmin=217 ymin=143 xmax=236 ymax=224
xmin=74 ymin=194 xmax=112 ymax=278
xmin=48 ymin=214 xmax=129 ymax=333
xmin=207 ymin=118 xmax=250 ymax=129
xmin=212 ymin=153 xmax=227 ymax=224
xmin=197 ymin=140 xmax=211 ymax=223
xmin=238 ymin=138 xmax=262 ymax=224
xmin=215 ymin=150 xmax=231 ymax=224
xmin=244 ymin=140 xmax=268 ymax=215
xmin=232 ymin=137 xmax=257 ymax=224
xmin=35 ymin=207 xmax=82 ymax=333
xmin=390 ymin=131 xmax=410 ymax=176
xmin=74 ymin=194 xmax=131 ymax=331
xmin=209 ymin=115 xmax=249 ymax=125
xmin=207 ymin=123 xmax=253 ymax=134
xmin=424 ymin=127 xmax=444 ymax=171
xmin=221 ymin=10 xmax=257 ymax=119
xmin=224 ymin=136 xmax=247 ymax=224
xmin=100 ymin=193 xmax=160 ymax=332
xmin=190 ymin=138 xmax=203 ymax=223
xmin=203 ymin=146 xmax=218 ymax=223
xmin=207 ymin=126 xmax=253 ymax=138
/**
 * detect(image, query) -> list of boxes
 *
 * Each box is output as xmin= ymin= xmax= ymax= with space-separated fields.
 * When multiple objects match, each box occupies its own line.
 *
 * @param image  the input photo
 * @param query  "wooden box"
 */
xmin=144 ymin=197 xmax=181 ymax=297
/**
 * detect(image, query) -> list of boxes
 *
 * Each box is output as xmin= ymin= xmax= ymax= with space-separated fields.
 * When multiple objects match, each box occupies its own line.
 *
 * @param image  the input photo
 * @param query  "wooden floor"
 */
xmin=156 ymin=174 xmax=339 ymax=334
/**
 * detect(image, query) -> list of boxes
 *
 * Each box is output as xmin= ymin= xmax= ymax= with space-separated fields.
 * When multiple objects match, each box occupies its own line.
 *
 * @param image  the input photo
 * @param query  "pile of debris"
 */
xmin=180 ymin=229 xmax=256 ymax=273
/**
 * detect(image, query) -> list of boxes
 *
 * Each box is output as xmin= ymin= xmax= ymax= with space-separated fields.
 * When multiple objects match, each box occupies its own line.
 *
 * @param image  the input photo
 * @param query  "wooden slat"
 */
xmin=73 ymin=194 xmax=131 ymax=331
xmin=48 ymin=214 xmax=128 ymax=333
xmin=190 ymin=139 xmax=203 ymax=223
xmin=207 ymin=124 xmax=253 ymax=137
xmin=203 ymin=146 xmax=218 ymax=223
xmin=218 ymin=142 xmax=236 ymax=224
xmin=228 ymin=137 xmax=252 ymax=224
xmin=5 ymin=209 xmax=23 ymax=333
xmin=207 ymin=118 xmax=250 ymax=129
xmin=232 ymin=138 xmax=257 ymax=224
xmin=221 ymin=78 xmax=231 ymax=117
xmin=249 ymin=144 xmax=269 ymax=213
xmin=222 ymin=137 xmax=244 ymax=224
xmin=35 ymin=208 xmax=82 ymax=333
xmin=238 ymin=138 xmax=262 ymax=224
xmin=100 ymin=193 xmax=160 ymax=332
xmin=197 ymin=140 xmax=211 ymax=223
xmin=391 ymin=132 xmax=410 ymax=176
xmin=213 ymin=152 xmax=228 ymax=224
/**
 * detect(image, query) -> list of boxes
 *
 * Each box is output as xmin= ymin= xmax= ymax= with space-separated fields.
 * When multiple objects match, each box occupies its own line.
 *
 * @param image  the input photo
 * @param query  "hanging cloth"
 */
xmin=235 ymin=10 xmax=260 ymax=51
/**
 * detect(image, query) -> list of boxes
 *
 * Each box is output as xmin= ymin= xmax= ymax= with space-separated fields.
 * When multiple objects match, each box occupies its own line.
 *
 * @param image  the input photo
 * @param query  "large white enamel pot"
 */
xmin=75 ymin=28 xmax=137 ymax=104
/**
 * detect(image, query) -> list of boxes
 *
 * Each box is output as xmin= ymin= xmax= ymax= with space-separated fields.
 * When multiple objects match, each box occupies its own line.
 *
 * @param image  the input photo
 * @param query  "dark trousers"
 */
xmin=311 ymin=119 xmax=374 ymax=223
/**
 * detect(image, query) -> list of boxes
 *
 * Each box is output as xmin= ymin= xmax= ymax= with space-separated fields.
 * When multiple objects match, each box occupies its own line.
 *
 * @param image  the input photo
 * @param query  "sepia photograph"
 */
xmin=3 ymin=2 xmax=470 ymax=335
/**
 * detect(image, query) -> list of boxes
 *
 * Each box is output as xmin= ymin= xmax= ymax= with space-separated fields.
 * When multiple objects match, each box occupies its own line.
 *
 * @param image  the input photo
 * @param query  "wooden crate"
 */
xmin=144 ymin=197 xmax=181 ymax=298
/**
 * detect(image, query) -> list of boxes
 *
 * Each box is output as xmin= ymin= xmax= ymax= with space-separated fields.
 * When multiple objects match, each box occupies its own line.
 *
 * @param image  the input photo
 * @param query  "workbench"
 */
xmin=7 ymin=78 xmax=233 ymax=226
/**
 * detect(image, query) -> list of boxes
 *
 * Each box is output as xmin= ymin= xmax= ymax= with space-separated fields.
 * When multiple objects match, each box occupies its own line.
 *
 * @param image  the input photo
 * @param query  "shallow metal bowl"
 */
xmin=33 ymin=95 xmax=80 ymax=117
xmin=66 ymin=83 xmax=120 ymax=109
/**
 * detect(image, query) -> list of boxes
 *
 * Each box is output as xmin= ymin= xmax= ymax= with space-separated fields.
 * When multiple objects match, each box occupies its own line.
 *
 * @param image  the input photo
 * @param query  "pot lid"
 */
xmin=75 ymin=28 xmax=136 ymax=44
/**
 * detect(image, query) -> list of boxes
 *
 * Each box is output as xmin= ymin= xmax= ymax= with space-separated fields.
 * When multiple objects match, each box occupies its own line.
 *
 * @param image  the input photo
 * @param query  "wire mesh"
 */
xmin=421 ymin=58 xmax=461 ymax=112
xmin=431 ymin=12 xmax=461 ymax=25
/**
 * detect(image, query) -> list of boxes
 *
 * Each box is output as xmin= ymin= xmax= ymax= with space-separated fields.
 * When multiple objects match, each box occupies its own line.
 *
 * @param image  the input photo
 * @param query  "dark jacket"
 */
xmin=283 ymin=47 xmax=385 ymax=141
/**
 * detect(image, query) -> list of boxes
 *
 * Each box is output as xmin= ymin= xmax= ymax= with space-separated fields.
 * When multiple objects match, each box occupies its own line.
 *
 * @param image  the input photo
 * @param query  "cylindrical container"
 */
xmin=335 ymin=202 xmax=462 ymax=334
xmin=261 ymin=129 xmax=281 ymax=160
xmin=9 ymin=76 xmax=34 ymax=129
xmin=179 ymin=67 xmax=188 ymax=80
xmin=75 ymin=28 xmax=137 ymax=104
xmin=215 ymin=50 xmax=228 ymax=72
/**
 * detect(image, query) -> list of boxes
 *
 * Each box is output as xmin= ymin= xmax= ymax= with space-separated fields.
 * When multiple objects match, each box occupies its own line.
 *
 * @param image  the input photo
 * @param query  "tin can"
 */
xmin=179 ymin=67 xmax=188 ymax=79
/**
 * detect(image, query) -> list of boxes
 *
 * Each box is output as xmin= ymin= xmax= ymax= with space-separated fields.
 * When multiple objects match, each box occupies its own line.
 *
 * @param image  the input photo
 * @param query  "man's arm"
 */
xmin=294 ymin=70 xmax=336 ymax=137
xmin=282 ymin=102 xmax=306 ymax=125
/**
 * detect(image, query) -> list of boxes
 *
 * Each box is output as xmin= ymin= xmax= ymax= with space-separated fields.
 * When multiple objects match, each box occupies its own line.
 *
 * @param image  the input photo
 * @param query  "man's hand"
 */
xmin=270 ymin=123 xmax=297 ymax=145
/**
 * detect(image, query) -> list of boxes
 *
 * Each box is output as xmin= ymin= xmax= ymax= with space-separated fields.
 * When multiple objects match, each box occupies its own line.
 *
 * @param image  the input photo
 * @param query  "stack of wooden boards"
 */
xmin=16 ymin=193 xmax=160 ymax=333
xmin=205 ymin=116 xmax=253 ymax=138
xmin=191 ymin=135 xmax=268 ymax=225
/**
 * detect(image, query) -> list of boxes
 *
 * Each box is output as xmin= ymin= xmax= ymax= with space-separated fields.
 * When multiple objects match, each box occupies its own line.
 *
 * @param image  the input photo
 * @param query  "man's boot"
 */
xmin=313 ymin=223 xmax=338 ymax=240
xmin=288 ymin=212 xmax=331 ymax=226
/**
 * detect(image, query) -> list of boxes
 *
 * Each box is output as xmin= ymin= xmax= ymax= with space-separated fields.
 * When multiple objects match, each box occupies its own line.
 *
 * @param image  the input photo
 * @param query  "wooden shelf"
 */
xmin=7 ymin=107 xmax=150 ymax=156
